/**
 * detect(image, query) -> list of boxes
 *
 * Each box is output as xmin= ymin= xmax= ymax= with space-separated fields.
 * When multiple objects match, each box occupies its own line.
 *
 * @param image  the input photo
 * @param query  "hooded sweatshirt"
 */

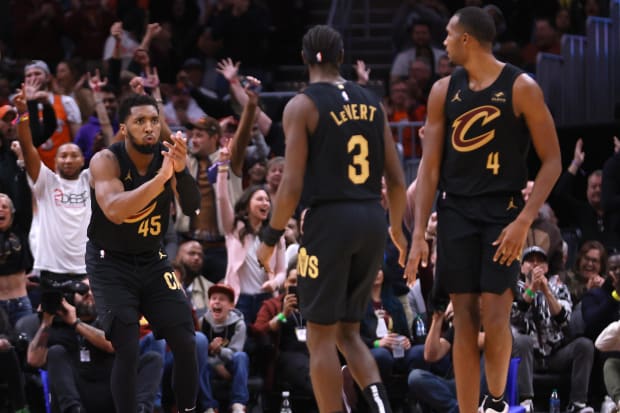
xmin=201 ymin=308 xmax=246 ymax=366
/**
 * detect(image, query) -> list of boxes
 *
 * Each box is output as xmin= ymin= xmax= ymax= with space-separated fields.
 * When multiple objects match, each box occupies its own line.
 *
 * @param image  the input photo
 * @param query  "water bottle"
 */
xmin=549 ymin=389 xmax=560 ymax=413
xmin=392 ymin=336 xmax=405 ymax=358
xmin=280 ymin=390 xmax=292 ymax=413
xmin=601 ymin=395 xmax=616 ymax=413
xmin=415 ymin=315 xmax=427 ymax=344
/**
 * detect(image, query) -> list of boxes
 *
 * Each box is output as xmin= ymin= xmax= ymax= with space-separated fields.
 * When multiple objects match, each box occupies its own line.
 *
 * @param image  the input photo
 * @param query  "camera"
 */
xmin=40 ymin=278 xmax=89 ymax=314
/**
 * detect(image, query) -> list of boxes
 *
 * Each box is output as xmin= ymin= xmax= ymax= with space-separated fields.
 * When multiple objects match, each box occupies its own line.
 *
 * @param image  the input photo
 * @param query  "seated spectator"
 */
xmin=595 ymin=316 xmax=620 ymax=412
xmin=390 ymin=19 xmax=445 ymax=82
xmin=176 ymin=239 xmax=215 ymax=318
xmin=384 ymin=79 xmax=426 ymax=159
xmin=0 ymin=306 xmax=29 ymax=413
xmin=407 ymin=301 xmax=484 ymax=413
xmin=283 ymin=217 xmax=300 ymax=267
xmin=26 ymin=278 xmax=162 ymax=413
xmin=359 ymin=269 xmax=437 ymax=386
xmin=520 ymin=17 xmax=561 ymax=73
xmin=580 ymin=249 xmax=620 ymax=341
xmin=252 ymin=260 xmax=313 ymax=395
xmin=511 ymin=245 xmax=595 ymax=413
xmin=566 ymin=240 xmax=608 ymax=305
xmin=436 ymin=54 xmax=454 ymax=78
xmin=201 ymin=284 xmax=249 ymax=413
xmin=406 ymin=56 xmax=437 ymax=102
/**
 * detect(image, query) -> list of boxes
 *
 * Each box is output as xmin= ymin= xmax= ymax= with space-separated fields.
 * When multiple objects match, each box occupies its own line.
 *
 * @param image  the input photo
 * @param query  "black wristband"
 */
xmin=174 ymin=167 xmax=190 ymax=178
xmin=260 ymin=225 xmax=284 ymax=247
xmin=72 ymin=319 xmax=81 ymax=330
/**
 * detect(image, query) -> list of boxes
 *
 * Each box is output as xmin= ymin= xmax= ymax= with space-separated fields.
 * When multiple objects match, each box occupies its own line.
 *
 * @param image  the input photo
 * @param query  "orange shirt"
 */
xmin=389 ymin=104 xmax=426 ymax=158
xmin=37 ymin=94 xmax=72 ymax=170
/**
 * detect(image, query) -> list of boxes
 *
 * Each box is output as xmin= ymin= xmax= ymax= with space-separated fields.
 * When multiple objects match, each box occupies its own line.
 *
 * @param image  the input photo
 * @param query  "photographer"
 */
xmin=26 ymin=278 xmax=162 ymax=413
xmin=252 ymin=261 xmax=312 ymax=395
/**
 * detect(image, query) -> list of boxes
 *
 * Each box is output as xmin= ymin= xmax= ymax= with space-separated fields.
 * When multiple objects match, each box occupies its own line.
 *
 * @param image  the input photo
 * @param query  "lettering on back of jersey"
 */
xmin=330 ymin=104 xmax=377 ymax=126
xmin=451 ymin=105 xmax=501 ymax=152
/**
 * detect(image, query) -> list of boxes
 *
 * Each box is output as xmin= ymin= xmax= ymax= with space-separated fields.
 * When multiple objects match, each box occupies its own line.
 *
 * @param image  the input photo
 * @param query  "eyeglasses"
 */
xmin=582 ymin=256 xmax=600 ymax=264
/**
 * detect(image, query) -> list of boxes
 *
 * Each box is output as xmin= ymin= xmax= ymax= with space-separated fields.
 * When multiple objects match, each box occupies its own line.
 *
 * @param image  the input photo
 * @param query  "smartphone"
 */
xmin=287 ymin=285 xmax=298 ymax=307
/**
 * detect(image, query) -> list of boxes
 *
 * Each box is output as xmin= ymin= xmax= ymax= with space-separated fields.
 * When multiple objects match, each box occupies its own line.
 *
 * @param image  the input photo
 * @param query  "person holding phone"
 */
xmin=252 ymin=261 xmax=313 ymax=396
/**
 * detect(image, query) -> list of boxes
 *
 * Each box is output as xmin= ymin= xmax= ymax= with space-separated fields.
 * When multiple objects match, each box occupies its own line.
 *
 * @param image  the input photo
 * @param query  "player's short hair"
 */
xmin=302 ymin=25 xmax=343 ymax=67
xmin=455 ymin=6 xmax=496 ymax=45
xmin=118 ymin=94 xmax=158 ymax=123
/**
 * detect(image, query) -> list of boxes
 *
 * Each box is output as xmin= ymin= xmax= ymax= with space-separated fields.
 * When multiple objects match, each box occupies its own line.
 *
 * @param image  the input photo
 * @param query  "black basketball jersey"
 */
xmin=87 ymin=142 xmax=172 ymax=254
xmin=301 ymin=81 xmax=385 ymax=206
xmin=440 ymin=64 xmax=530 ymax=197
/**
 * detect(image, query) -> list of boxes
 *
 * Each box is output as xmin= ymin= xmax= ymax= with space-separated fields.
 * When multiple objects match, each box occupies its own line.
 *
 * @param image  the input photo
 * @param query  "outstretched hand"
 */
xmin=88 ymin=69 xmax=108 ymax=93
xmin=573 ymin=138 xmax=585 ymax=165
xmin=354 ymin=60 xmax=370 ymax=84
xmin=129 ymin=77 xmax=146 ymax=95
xmin=13 ymin=85 xmax=27 ymax=114
xmin=216 ymin=58 xmax=240 ymax=82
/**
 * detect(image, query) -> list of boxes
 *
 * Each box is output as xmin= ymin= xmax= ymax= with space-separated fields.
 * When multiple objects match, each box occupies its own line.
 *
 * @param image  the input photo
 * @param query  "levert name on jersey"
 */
xmin=329 ymin=103 xmax=377 ymax=126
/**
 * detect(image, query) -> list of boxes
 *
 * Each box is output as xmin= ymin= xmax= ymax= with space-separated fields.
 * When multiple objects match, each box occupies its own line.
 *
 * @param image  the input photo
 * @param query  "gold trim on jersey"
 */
xmin=123 ymin=201 xmax=158 ymax=223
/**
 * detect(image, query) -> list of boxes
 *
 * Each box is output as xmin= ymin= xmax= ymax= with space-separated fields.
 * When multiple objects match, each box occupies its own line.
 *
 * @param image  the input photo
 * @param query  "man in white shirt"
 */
xmin=14 ymin=87 xmax=90 ymax=292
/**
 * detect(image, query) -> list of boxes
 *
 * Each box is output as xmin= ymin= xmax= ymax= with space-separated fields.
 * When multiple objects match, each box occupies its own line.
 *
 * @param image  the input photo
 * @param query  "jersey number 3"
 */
xmin=348 ymin=135 xmax=370 ymax=184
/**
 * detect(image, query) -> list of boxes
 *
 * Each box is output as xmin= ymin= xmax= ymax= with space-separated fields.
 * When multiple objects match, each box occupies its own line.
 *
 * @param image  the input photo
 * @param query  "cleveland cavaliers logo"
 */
xmin=451 ymin=105 xmax=500 ymax=152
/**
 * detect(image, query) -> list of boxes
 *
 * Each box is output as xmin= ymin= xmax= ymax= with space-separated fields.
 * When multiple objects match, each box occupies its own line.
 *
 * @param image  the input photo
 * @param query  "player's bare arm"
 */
xmin=380 ymin=103 xmax=408 ymax=268
xmin=492 ymin=74 xmax=561 ymax=266
xmin=404 ymin=77 xmax=449 ymax=281
xmin=89 ymin=148 xmax=173 ymax=225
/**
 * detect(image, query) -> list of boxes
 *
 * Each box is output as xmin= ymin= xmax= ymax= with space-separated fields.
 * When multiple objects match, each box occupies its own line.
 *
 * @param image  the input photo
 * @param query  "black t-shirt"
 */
xmin=48 ymin=318 xmax=114 ymax=382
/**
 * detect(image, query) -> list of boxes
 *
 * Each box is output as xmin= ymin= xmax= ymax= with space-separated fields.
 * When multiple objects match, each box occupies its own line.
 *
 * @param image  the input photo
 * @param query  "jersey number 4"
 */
xmin=486 ymin=152 xmax=500 ymax=175
xmin=138 ymin=215 xmax=162 ymax=237
xmin=348 ymin=135 xmax=370 ymax=184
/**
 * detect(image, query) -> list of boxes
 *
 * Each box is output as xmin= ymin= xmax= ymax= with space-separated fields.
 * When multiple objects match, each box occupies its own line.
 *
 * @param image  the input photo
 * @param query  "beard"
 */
xmin=76 ymin=301 xmax=97 ymax=319
xmin=127 ymin=130 xmax=157 ymax=154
